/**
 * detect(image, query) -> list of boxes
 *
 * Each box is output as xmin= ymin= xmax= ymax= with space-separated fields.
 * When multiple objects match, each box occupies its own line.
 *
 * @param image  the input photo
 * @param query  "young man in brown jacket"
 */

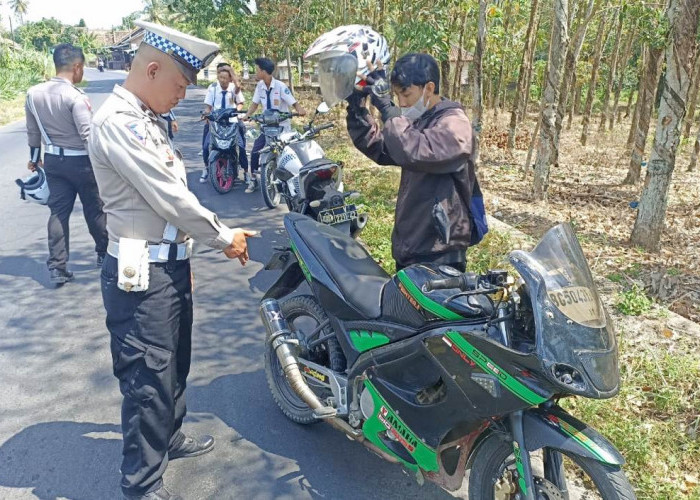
xmin=346 ymin=53 xmax=484 ymax=271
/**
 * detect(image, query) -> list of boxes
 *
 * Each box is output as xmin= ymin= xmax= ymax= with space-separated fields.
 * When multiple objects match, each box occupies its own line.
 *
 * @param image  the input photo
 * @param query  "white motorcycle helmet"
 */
xmin=16 ymin=167 xmax=50 ymax=205
xmin=304 ymin=25 xmax=390 ymax=107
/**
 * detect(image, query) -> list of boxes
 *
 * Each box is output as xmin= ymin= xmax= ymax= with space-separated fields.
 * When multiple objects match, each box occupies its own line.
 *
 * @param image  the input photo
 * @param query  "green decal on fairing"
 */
xmin=396 ymin=270 xmax=464 ymax=320
xmin=444 ymin=331 xmax=547 ymax=406
xmin=349 ymin=330 xmax=390 ymax=352
xmin=290 ymin=241 xmax=312 ymax=282
xmin=513 ymin=441 xmax=529 ymax=496
xmin=545 ymin=413 xmax=617 ymax=465
xmin=362 ymin=380 xmax=439 ymax=472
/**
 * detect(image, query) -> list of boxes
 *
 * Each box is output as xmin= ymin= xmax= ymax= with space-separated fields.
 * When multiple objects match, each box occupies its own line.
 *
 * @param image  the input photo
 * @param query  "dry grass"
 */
xmin=0 ymin=94 xmax=26 ymax=127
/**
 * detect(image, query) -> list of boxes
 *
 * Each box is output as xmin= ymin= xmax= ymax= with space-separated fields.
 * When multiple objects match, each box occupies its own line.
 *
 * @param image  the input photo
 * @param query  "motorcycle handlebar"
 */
xmin=423 ymin=273 xmax=478 ymax=293
xmin=315 ymin=122 xmax=335 ymax=132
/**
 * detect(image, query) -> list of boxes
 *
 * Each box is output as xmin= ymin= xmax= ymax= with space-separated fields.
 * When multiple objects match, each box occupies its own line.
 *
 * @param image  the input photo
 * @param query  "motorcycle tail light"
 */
xmin=315 ymin=166 xmax=337 ymax=180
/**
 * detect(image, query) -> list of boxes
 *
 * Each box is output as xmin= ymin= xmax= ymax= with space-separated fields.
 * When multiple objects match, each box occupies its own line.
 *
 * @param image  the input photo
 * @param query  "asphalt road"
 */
xmin=0 ymin=68 xmax=466 ymax=499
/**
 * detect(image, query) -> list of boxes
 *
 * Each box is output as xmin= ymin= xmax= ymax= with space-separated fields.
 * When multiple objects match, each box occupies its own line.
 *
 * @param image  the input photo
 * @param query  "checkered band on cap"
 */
xmin=144 ymin=31 xmax=203 ymax=70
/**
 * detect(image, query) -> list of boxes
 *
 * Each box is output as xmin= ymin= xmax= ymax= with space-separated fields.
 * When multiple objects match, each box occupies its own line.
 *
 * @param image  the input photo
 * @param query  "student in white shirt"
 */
xmin=241 ymin=57 xmax=306 ymax=193
xmin=199 ymin=64 xmax=247 ymax=183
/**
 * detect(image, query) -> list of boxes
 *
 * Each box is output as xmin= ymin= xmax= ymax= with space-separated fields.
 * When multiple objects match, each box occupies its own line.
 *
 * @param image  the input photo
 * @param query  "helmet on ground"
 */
xmin=304 ymin=25 xmax=390 ymax=106
xmin=16 ymin=167 xmax=50 ymax=205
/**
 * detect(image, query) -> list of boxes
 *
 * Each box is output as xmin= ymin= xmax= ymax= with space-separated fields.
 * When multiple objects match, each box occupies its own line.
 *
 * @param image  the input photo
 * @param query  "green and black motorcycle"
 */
xmin=260 ymin=212 xmax=635 ymax=499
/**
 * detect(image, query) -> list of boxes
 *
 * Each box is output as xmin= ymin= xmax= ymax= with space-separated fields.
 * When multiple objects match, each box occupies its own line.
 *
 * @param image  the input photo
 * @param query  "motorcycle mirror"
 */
xmin=316 ymin=102 xmax=330 ymax=114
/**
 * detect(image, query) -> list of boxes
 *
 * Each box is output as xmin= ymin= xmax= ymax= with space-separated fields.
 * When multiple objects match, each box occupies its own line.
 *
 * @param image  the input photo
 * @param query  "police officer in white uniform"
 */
xmin=88 ymin=21 xmax=255 ymax=500
xmin=242 ymin=57 xmax=306 ymax=192
xmin=25 ymin=43 xmax=108 ymax=284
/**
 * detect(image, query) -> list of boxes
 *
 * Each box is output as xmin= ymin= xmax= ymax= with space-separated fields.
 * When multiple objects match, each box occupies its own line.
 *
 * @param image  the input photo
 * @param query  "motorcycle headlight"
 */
xmin=216 ymin=139 xmax=233 ymax=149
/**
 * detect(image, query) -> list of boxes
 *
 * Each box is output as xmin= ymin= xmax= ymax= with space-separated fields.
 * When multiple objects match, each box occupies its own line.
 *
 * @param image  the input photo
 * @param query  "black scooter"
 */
xmin=203 ymin=107 xmax=245 ymax=194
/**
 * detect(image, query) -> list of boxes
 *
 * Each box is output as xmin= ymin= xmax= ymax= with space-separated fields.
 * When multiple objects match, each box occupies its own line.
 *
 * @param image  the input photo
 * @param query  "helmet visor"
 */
xmin=318 ymin=53 xmax=358 ymax=107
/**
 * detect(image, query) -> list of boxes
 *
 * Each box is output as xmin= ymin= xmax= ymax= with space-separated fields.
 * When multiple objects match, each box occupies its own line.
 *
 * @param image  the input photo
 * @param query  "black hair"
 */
xmin=216 ymin=62 xmax=230 ymax=69
xmin=390 ymin=53 xmax=440 ymax=94
xmin=52 ymin=43 xmax=85 ymax=71
xmin=254 ymin=57 xmax=275 ymax=75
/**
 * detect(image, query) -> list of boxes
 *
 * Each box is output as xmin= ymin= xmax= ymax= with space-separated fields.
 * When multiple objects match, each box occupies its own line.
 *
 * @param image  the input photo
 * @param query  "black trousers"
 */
xmin=249 ymin=133 xmax=267 ymax=173
xmin=43 ymin=154 xmax=108 ymax=270
xmin=101 ymin=254 xmax=192 ymax=495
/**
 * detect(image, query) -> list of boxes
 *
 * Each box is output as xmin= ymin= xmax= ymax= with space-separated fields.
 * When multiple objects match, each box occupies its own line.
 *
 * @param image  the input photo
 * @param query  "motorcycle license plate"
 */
xmin=318 ymin=204 xmax=358 ymax=225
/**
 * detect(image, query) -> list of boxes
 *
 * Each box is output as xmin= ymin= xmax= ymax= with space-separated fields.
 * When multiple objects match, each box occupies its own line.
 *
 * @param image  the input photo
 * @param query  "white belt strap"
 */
xmin=44 ymin=145 xmax=89 ymax=156
xmin=158 ymin=223 xmax=180 ymax=260
xmin=108 ymin=240 xmax=192 ymax=263
xmin=26 ymin=94 xmax=53 ymax=147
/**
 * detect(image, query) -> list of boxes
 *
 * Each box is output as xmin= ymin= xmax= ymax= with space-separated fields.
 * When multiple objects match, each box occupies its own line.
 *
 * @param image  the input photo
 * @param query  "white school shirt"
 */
xmin=252 ymin=78 xmax=297 ymax=130
xmin=204 ymin=82 xmax=245 ymax=110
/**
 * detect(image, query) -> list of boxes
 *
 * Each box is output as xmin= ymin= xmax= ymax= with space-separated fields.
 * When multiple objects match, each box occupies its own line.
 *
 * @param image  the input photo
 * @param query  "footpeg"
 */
xmin=312 ymin=406 xmax=337 ymax=419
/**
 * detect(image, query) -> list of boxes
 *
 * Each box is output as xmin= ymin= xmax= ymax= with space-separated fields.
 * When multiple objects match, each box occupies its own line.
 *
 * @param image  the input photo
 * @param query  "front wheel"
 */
xmin=468 ymin=435 xmax=636 ymax=500
xmin=209 ymin=156 xmax=235 ymax=194
xmin=261 ymin=160 xmax=281 ymax=208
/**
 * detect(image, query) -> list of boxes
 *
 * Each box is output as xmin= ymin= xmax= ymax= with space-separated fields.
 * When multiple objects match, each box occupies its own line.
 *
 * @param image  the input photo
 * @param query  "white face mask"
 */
xmin=401 ymin=88 xmax=429 ymax=121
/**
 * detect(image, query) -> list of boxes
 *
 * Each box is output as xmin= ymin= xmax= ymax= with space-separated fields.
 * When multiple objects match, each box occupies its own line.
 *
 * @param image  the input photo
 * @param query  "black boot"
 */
xmin=50 ymin=268 xmax=74 ymax=285
xmin=168 ymin=435 xmax=215 ymax=460
xmin=122 ymin=485 xmax=182 ymax=500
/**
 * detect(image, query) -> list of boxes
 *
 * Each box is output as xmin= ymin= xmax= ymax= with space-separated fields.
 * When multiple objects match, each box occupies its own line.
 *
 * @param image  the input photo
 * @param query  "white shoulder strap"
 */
xmin=162 ymin=223 xmax=178 ymax=243
xmin=26 ymin=93 xmax=53 ymax=147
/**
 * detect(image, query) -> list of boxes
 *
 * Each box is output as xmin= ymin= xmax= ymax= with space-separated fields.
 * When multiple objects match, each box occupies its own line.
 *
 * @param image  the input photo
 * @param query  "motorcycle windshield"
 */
xmin=318 ymin=53 xmax=358 ymax=107
xmin=509 ymin=224 xmax=618 ymax=397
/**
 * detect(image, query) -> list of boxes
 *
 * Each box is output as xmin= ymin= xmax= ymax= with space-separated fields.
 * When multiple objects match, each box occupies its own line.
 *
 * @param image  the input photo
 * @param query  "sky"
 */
xmin=1 ymin=0 xmax=145 ymax=31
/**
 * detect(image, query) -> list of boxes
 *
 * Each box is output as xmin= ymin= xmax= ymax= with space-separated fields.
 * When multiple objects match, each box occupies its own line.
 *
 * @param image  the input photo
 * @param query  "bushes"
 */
xmin=0 ymin=47 xmax=53 ymax=101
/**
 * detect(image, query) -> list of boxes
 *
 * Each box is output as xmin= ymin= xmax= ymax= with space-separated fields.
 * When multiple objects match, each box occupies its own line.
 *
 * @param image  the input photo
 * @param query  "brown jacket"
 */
xmin=347 ymin=99 xmax=475 ymax=267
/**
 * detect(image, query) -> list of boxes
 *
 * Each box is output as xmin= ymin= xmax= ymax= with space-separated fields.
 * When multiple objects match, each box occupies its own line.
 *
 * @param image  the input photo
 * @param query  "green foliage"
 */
xmin=15 ymin=18 xmax=86 ymax=53
xmin=616 ymin=284 xmax=653 ymax=316
xmin=0 ymin=46 xmax=52 ymax=100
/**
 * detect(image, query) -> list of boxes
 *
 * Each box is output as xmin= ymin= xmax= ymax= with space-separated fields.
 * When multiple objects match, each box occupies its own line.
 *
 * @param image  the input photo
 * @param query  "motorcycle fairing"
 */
xmin=510 ymin=224 xmax=620 ymax=399
xmin=262 ymin=250 xmax=304 ymax=301
xmin=362 ymin=379 xmax=439 ymax=472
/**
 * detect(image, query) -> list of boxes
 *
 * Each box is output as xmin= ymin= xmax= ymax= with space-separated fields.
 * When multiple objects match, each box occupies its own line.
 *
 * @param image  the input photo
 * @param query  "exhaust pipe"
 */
xmin=260 ymin=299 xmax=400 ymax=464
xmin=260 ymin=299 xmax=337 ymax=419
xmin=350 ymin=213 xmax=368 ymax=238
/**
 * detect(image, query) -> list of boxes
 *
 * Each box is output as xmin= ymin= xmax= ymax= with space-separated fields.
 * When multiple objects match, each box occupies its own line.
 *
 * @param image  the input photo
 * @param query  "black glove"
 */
xmin=345 ymin=89 xmax=367 ymax=110
xmin=359 ymin=69 xmax=400 ymax=122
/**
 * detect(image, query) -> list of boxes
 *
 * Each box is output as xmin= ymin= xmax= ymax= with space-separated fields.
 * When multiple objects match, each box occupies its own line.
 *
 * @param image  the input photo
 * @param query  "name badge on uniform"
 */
xmin=273 ymin=99 xmax=280 ymax=107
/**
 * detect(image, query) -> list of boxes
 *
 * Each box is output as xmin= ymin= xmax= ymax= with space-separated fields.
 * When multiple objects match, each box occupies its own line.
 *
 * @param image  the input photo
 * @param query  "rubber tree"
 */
xmin=599 ymin=0 xmax=625 ymax=131
xmin=682 ymin=51 xmax=700 ymax=139
xmin=610 ymin=27 xmax=637 ymax=129
xmin=507 ymin=0 xmax=540 ymax=151
xmin=624 ymin=45 xmax=664 ymax=184
xmin=533 ymin=0 xmax=570 ymax=201
xmin=580 ymin=12 xmax=609 ymax=145
xmin=472 ymin=0 xmax=488 ymax=166
xmin=630 ymin=0 xmax=700 ymax=251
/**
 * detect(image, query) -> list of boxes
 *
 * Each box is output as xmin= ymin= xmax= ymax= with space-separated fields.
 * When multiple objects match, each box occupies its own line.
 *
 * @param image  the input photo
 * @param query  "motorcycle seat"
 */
xmin=301 ymin=158 xmax=337 ymax=171
xmin=289 ymin=214 xmax=390 ymax=319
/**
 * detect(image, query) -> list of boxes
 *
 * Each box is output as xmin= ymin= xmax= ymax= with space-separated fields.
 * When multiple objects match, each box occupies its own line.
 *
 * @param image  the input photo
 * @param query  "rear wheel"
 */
xmin=209 ymin=157 xmax=234 ymax=194
xmin=261 ymin=160 xmax=281 ymax=208
xmin=468 ymin=435 xmax=636 ymax=500
xmin=264 ymin=295 xmax=346 ymax=424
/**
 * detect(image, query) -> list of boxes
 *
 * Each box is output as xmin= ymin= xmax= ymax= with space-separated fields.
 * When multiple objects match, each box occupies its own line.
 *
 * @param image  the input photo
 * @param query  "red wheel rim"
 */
xmin=215 ymin=159 xmax=233 ymax=190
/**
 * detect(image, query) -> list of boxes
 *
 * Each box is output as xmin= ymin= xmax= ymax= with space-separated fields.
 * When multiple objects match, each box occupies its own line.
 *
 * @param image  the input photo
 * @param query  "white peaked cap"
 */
xmin=135 ymin=20 xmax=219 ymax=83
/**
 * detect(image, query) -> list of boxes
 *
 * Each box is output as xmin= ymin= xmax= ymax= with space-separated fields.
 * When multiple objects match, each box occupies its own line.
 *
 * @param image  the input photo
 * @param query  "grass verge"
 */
xmin=0 ymin=94 xmax=26 ymax=126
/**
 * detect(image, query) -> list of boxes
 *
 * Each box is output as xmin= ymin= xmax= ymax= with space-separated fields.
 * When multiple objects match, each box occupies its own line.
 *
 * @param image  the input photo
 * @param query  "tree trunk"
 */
xmin=626 ymin=92 xmax=640 ymax=148
xmin=378 ymin=0 xmax=386 ymax=32
xmin=533 ymin=0 xmax=569 ymax=201
xmin=599 ymin=2 xmax=625 ymax=131
xmin=624 ymin=46 xmax=664 ymax=184
xmin=508 ymin=0 xmax=540 ymax=150
xmin=286 ymin=47 xmax=294 ymax=93
xmin=523 ymin=24 xmax=539 ymax=118
xmin=610 ymin=28 xmax=637 ymax=128
xmin=682 ymin=51 xmax=700 ymax=139
xmin=441 ymin=59 xmax=451 ymax=99
xmin=453 ymin=12 xmax=468 ymax=99
xmin=494 ymin=0 xmax=513 ymax=117
xmin=556 ymin=0 xmax=597 ymax=138
xmin=567 ymin=76 xmax=581 ymax=129
xmin=631 ymin=0 xmax=700 ymax=251
xmin=472 ymin=0 xmax=488 ymax=166
xmin=689 ymin=126 xmax=700 ymax=171
xmin=580 ymin=14 xmax=609 ymax=146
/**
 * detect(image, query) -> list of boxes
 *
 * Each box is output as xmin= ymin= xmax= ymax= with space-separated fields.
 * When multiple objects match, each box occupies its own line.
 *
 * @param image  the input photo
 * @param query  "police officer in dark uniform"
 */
xmin=25 ymin=43 xmax=108 ymax=285
xmin=88 ymin=21 xmax=256 ymax=500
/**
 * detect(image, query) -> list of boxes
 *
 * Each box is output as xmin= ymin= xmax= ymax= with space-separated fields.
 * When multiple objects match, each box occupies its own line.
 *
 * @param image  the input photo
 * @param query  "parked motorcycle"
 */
xmin=249 ymin=104 xmax=367 ymax=237
xmin=260 ymin=214 xmax=635 ymax=499
xmin=203 ymin=107 xmax=245 ymax=194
